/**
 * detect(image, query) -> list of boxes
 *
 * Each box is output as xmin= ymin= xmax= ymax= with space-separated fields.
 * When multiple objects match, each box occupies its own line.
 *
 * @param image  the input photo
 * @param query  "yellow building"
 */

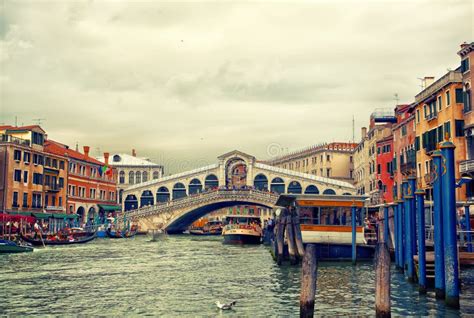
xmin=413 ymin=71 xmax=466 ymax=201
xmin=264 ymin=142 xmax=356 ymax=183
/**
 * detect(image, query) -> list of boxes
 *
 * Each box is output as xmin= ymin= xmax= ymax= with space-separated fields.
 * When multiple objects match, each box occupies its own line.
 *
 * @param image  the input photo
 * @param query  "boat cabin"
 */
xmin=224 ymin=215 xmax=262 ymax=226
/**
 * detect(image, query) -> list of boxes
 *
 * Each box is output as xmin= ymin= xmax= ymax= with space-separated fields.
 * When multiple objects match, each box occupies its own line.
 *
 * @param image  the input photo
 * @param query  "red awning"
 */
xmin=0 ymin=213 xmax=36 ymax=223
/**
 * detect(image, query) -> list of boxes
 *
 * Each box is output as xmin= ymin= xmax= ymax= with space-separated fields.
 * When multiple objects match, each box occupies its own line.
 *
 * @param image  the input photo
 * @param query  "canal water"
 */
xmin=1 ymin=235 xmax=473 ymax=317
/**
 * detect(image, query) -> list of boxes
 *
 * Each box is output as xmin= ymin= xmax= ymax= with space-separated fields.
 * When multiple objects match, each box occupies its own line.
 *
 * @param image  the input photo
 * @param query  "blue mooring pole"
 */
xmin=352 ymin=204 xmax=357 ymax=265
xmin=415 ymin=186 xmax=427 ymax=294
xmin=398 ymin=200 xmax=405 ymax=272
xmin=432 ymin=150 xmax=445 ymax=299
xmin=393 ymin=203 xmax=399 ymax=268
xmin=465 ymin=205 xmax=473 ymax=253
xmin=440 ymin=140 xmax=460 ymax=309
xmin=383 ymin=204 xmax=389 ymax=245
xmin=404 ymin=179 xmax=415 ymax=282
xmin=409 ymin=176 xmax=418 ymax=256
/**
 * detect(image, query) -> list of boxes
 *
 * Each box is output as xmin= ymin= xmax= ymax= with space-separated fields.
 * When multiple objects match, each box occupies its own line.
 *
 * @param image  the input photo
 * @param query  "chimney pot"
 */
xmin=83 ymin=146 xmax=90 ymax=157
xmin=132 ymin=149 xmax=136 ymax=157
xmin=104 ymin=152 xmax=110 ymax=165
xmin=361 ymin=127 xmax=367 ymax=139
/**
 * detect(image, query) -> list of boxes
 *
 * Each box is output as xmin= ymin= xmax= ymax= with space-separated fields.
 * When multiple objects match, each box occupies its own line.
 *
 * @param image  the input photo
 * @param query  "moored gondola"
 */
xmin=106 ymin=229 xmax=137 ymax=239
xmin=20 ymin=232 xmax=96 ymax=246
xmin=0 ymin=239 xmax=34 ymax=253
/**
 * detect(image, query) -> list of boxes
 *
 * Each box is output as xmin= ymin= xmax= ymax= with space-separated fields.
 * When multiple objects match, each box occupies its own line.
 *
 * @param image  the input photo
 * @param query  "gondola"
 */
xmin=0 ymin=239 xmax=34 ymax=253
xmin=20 ymin=232 xmax=96 ymax=246
xmin=106 ymin=229 xmax=137 ymax=239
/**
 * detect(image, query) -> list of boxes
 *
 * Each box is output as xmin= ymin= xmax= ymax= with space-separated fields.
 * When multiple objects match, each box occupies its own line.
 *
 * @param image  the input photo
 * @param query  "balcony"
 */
xmin=401 ymin=161 xmax=416 ymax=175
xmin=0 ymin=134 xmax=31 ymax=147
xmin=44 ymin=183 xmax=60 ymax=192
xmin=460 ymin=159 xmax=474 ymax=174
xmin=426 ymin=112 xmax=438 ymax=122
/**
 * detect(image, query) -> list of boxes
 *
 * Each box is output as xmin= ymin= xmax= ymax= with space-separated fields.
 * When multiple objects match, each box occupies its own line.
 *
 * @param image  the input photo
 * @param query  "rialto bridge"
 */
xmin=121 ymin=150 xmax=356 ymax=233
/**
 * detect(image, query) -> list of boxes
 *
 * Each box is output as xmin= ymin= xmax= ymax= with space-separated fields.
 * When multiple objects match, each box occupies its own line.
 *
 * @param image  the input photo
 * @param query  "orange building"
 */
xmin=45 ymin=141 xmax=119 ymax=224
xmin=413 ymin=71 xmax=466 ymax=201
xmin=0 ymin=125 xmax=68 ymax=215
xmin=458 ymin=42 xmax=474 ymax=199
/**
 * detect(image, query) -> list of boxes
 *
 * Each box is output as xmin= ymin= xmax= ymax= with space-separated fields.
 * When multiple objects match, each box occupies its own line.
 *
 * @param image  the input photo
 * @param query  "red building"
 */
xmin=392 ymin=104 xmax=416 ymax=200
xmin=376 ymin=136 xmax=394 ymax=202
xmin=44 ymin=141 xmax=119 ymax=224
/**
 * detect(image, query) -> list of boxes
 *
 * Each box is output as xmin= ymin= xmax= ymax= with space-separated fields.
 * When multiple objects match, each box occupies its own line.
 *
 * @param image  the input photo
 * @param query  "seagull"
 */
xmin=216 ymin=301 xmax=236 ymax=310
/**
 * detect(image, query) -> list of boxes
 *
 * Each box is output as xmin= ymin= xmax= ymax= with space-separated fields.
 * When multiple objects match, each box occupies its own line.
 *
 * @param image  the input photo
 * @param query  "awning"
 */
xmin=9 ymin=211 xmax=35 ymax=217
xmin=32 ymin=213 xmax=53 ymax=220
xmin=98 ymin=204 xmax=121 ymax=212
xmin=1 ymin=213 xmax=36 ymax=223
xmin=51 ymin=213 xmax=79 ymax=219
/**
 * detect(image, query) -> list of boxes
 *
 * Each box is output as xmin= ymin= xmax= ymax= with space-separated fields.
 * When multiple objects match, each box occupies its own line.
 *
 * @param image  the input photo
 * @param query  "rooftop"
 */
xmin=415 ymin=69 xmax=462 ymax=103
xmin=96 ymin=153 xmax=163 ymax=167
xmin=45 ymin=140 xmax=104 ymax=166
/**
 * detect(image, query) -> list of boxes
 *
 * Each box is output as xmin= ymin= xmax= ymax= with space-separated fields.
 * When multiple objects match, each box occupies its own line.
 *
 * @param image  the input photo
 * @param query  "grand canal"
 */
xmin=1 ymin=236 xmax=473 ymax=316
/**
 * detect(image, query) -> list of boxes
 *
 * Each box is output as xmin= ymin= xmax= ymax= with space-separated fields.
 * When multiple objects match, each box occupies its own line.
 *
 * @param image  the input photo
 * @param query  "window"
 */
xmin=455 ymin=88 xmax=463 ymax=103
xmin=59 ymin=197 xmax=62 ymax=207
xmin=59 ymin=177 xmax=64 ymax=188
xmin=33 ymin=173 xmax=43 ymax=185
xmin=455 ymin=120 xmax=465 ymax=137
xmin=136 ymin=171 xmax=141 ymax=183
xmin=119 ymin=171 xmax=125 ymax=184
xmin=22 ymin=193 xmax=28 ymax=207
xmin=45 ymin=195 xmax=49 ymax=207
xmin=153 ymin=171 xmax=159 ymax=179
xmin=350 ymin=156 xmax=353 ymax=163
xmin=143 ymin=171 xmax=148 ymax=182
xmin=446 ymin=90 xmax=451 ymax=106
xmin=438 ymin=96 xmax=442 ymax=111
xmin=32 ymin=132 xmax=44 ymax=145
xmin=377 ymin=147 xmax=381 ymax=154
xmin=461 ymin=58 xmax=470 ymax=73
xmin=377 ymin=164 xmax=381 ymax=174
xmin=14 ymin=150 xmax=21 ymax=161
xmin=45 ymin=157 xmax=51 ymax=167
xmin=464 ymin=90 xmax=472 ymax=113
xmin=13 ymin=192 xmax=19 ymax=207
xmin=59 ymin=161 xmax=65 ymax=170
xmin=33 ymin=154 xmax=44 ymax=165
xmin=14 ymin=169 xmax=21 ymax=182
xmin=424 ymin=105 xmax=428 ymax=118
xmin=416 ymin=109 xmax=420 ymax=123
xmin=23 ymin=152 xmax=31 ymax=163
xmin=326 ymin=168 xmax=331 ymax=177
xmin=401 ymin=125 xmax=407 ymax=136
xmin=129 ymin=171 xmax=134 ymax=184
xmin=444 ymin=121 xmax=451 ymax=138
xmin=23 ymin=171 xmax=28 ymax=183
xmin=32 ymin=193 xmax=42 ymax=208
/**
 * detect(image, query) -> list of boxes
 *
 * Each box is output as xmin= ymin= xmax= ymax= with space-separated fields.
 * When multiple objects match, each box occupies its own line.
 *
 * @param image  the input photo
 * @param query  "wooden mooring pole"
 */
xmin=286 ymin=214 xmax=297 ymax=265
xmin=292 ymin=212 xmax=305 ymax=258
xmin=276 ymin=209 xmax=287 ymax=265
xmin=375 ymin=242 xmax=391 ymax=318
xmin=300 ymin=244 xmax=317 ymax=318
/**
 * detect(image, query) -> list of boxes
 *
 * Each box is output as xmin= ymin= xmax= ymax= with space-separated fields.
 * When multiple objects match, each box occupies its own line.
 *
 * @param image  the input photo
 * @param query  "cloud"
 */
xmin=0 ymin=0 xmax=472 ymax=174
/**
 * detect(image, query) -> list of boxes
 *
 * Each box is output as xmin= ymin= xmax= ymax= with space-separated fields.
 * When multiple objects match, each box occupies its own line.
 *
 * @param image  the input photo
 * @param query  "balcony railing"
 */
xmin=400 ymin=161 xmax=416 ymax=174
xmin=460 ymin=159 xmax=474 ymax=174
xmin=44 ymin=183 xmax=60 ymax=192
xmin=0 ymin=134 xmax=31 ymax=147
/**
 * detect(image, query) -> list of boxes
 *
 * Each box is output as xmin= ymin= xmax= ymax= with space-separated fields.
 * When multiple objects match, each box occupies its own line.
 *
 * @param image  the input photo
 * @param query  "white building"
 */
xmin=97 ymin=150 xmax=164 ymax=204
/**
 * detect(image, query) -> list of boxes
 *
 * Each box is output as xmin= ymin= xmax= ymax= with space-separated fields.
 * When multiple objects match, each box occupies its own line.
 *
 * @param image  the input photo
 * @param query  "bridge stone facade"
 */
xmin=122 ymin=150 xmax=356 ymax=232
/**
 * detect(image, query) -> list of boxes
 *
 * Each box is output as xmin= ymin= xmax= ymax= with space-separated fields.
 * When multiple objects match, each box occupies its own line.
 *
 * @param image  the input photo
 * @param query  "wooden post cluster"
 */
xmin=300 ymin=244 xmax=318 ymax=318
xmin=274 ymin=207 xmax=305 ymax=265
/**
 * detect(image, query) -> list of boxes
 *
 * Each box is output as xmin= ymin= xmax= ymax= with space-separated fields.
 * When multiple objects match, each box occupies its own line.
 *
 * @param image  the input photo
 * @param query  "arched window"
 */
xmin=129 ymin=171 xmax=135 ymax=185
xmin=119 ymin=171 xmax=125 ymax=184
xmin=253 ymin=174 xmax=268 ymax=191
xmin=156 ymin=187 xmax=170 ymax=202
xmin=204 ymin=174 xmax=219 ymax=190
xmin=342 ymin=192 xmax=352 ymax=196
xmin=270 ymin=177 xmax=285 ymax=194
xmin=143 ymin=171 xmax=148 ymax=182
xmin=189 ymin=178 xmax=203 ymax=194
xmin=113 ymin=155 xmax=121 ymax=162
xmin=173 ymin=183 xmax=187 ymax=200
xmin=287 ymin=181 xmax=302 ymax=194
xmin=304 ymin=185 xmax=319 ymax=194
xmin=323 ymin=189 xmax=336 ymax=195
xmin=153 ymin=171 xmax=159 ymax=179
xmin=136 ymin=171 xmax=141 ymax=184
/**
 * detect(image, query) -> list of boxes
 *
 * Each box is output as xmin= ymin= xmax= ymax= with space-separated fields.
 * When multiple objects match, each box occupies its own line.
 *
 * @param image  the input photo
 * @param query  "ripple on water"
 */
xmin=0 ymin=235 xmax=473 ymax=317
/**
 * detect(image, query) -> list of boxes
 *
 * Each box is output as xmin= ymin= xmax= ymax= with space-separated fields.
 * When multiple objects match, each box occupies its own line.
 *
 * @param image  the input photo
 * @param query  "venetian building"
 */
xmin=97 ymin=150 xmax=164 ymax=205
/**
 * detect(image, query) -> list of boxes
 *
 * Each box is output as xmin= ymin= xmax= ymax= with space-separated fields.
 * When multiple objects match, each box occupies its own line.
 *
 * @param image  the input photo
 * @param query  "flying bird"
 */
xmin=216 ymin=301 xmax=236 ymax=310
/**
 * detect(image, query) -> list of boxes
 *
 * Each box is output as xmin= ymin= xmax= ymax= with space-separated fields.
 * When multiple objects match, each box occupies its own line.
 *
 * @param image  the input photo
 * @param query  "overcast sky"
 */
xmin=0 ymin=1 xmax=472 ymax=174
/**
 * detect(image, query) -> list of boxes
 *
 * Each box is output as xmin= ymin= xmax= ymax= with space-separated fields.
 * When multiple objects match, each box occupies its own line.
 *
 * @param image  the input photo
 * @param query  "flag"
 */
xmin=97 ymin=166 xmax=103 ymax=176
xmin=105 ymin=167 xmax=113 ymax=177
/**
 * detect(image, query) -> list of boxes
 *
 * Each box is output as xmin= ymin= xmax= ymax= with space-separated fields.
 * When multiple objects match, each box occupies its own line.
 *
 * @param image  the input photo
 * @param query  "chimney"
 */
xmin=423 ymin=76 xmax=435 ymax=89
xmin=104 ymin=152 xmax=109 ymax=165
xmin=132 ymin=149 xmax=136 ymax=157
xmin=83 ymin=146 xmax=90 ymax=157
xmin=361 ymin=127 xmax=367 ymax=139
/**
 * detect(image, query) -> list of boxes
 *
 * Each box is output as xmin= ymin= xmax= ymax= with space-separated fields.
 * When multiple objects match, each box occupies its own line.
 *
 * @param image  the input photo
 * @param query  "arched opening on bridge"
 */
xmin=173 ymin=183 xmax=187 ymax=200
xmin=270 ymin=177 xmax=285 ymax=194
xmin=304 ymin=185 xmax=319 ymax=194
xmin=342 ymin=192 xmax=352 ymax=195
xmin=76 ymin=206 xmax=85 ymax=224
xmin=204 ymin=174 xmax=218 ymax=190
xmin=140 ymin=190 xmax=154 ymax=207
xmin=124 ymin=194 xmax=138 ymax=211
xmin=287 ymin=181 xmax=302 ymax=194
xmin=323 ymin=189 xmax=336 ymax=195
xmin=253 ymin=174 xmax=268 ymax=191
xmin=189 ymin=178 xmax=203 ymax=195
xmin=156 ymin=187 xmax=170 ymax=203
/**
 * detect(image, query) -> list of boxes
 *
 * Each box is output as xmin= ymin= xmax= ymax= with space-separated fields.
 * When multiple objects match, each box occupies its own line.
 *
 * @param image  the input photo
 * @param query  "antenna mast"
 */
xmin=352 ymin=115 xmax=355 ymax=143
xmin=32 ymin=118 xmax=46 ymax=126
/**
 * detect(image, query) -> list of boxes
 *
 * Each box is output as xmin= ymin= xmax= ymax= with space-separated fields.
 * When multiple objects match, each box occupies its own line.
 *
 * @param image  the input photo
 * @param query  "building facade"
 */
xmin=96 ymin=150 xmax=164 ymax=204
xmin=264 ymin=142 xmax=356 ymax=183
xmin=458 ymin=42 xmax=474 ymax=199
xmin=413 ymin=70 xmax=466 ymax=201
xmin=0 ymin=125 xmax=68 ymax=215
xmin=45 ymin=141 xmax=118 ymax=223
xmin=376 ymin=135 xmax=394 ymax=203
xmin=392 ymin=104 xmax=416 ymax=200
